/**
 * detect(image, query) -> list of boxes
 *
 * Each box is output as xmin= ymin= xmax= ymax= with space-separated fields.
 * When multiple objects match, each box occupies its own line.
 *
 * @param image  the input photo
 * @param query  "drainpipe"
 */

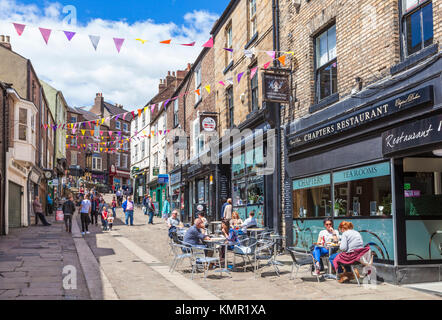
xmin=1 ymin=84 xmax=8 ymax=235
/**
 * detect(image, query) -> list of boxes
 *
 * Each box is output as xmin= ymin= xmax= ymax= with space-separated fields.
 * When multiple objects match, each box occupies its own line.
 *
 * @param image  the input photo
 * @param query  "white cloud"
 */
xmin=0 ymin=0 xmax=218 ymax=110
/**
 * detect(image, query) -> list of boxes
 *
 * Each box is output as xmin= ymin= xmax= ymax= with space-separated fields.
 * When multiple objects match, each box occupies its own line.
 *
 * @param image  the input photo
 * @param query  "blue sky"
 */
xmin=16 ymin=0 xmax=228 ymax=25
xmin=0 ymin=0 xmax=228 ymax=108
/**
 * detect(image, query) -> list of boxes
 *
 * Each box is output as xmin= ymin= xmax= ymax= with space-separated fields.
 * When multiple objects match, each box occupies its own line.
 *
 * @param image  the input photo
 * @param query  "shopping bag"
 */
xmin=56 ymin=210 xmax=64 ymax=222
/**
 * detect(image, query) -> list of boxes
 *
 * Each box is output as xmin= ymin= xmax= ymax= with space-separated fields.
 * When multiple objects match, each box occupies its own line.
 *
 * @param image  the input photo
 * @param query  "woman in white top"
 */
xmin=312 ymin=218 xmax=339 ymax=275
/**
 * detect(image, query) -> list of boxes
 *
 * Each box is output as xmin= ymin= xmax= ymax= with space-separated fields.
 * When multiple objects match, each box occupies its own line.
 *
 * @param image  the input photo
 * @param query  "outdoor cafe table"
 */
xmin=209 ymin=221 xmax=222 ymax=234
xmin=247 ymin=227 xmax=266 ymax=239
xmin=314 ymin=243 xmax=340 ymax=280
xmin=204 ymin=237 xmax=232 ymax=276
xmin=269 ymin=234 xmax=285 ymax=267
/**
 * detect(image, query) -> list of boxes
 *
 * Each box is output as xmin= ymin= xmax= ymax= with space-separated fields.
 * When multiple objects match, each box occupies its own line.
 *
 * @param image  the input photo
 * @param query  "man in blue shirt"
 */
xmin=183 ymin=218 xmax=210 ymax=247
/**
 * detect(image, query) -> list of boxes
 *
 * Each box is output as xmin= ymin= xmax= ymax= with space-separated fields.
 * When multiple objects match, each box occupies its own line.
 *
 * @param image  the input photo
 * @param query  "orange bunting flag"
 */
xmin=160 ymin=39 xmax=171 ymax=44
xmin=90 ymin=130 xmax=95 ymax=136
xmin=195 ymin=89 xmax=201 ymax=96
xmin=138 ymin=109 xmax=142 ymax=117
xmin=277 ymin=55 xmax=286 ymax=66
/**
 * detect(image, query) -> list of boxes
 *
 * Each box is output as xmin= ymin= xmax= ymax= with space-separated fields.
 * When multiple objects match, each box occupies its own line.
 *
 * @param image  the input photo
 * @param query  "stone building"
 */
xmin=279 ymin=0 xmax=442 ymax=283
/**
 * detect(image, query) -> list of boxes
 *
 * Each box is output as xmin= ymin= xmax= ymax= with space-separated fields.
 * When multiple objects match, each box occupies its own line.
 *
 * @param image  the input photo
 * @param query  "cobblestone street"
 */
xmin=2 ymin=195 xmax=439 ymax=300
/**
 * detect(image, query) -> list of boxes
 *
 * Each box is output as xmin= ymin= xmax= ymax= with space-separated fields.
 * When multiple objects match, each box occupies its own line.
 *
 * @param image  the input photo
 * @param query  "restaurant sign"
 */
xmin=263 ymin=72 xmax=290 ymax=103
xmin=293 ymin=173 xmax=331 ymax=190
xmin=382 ymin=113 xmax=442 ymax=155
xmin=200 ymin=114 xmax=217 ymax=132
xmin=289 ymin=86 xmax=433 ymax=149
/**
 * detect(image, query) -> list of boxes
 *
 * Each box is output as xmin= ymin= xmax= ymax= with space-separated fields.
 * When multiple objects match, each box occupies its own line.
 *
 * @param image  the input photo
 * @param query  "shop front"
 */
xmin=149 ymin=178 xmax=167 ymax=216
xmin=284 ymin=55 xmax=442 ymax=284
xmin=170 ymin=168 xmax=185 ymax=220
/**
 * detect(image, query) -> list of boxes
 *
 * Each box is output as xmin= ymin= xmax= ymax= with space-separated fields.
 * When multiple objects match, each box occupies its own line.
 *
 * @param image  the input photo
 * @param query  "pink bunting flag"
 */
xmin=131 ymin=111 xmax=135 ymax=118
xmin=113 ymin=38 xmax=125 ymax=53
xmin=88 ymin=121 xmax=92 ymax=128
xmin=64 ymin=31 xmax=76 ymax=41
xmin=109 ymin=131 xmax=113 ymax=137
xmin=250 ymin=67 xmax=258 ymax=80
xmin=266 ymin=51 xmax=276 ymax=59
xmin=122 ymin=112 xmax=128 ymax=120
xmin=13 ymin=23 xmax=26 ymax=36
xmin=181 ymin=42 xmax=195 ymax=46
xmin=219 ymin=81 xmax=226 ymax=86
xmin=39 ymin=28 xmax=52 ymax=45
xmin=151 ymin=104 xmax=156 ymax=113
xmin=202 ymin=37 xmax=213 ymax=48
xmin=100 ymin=131 xmax=103 ymax=136
xmin=263 ymin=61 xmax=271 ymax=70
xmin=237 ymin=72 xmax=245 ymax=83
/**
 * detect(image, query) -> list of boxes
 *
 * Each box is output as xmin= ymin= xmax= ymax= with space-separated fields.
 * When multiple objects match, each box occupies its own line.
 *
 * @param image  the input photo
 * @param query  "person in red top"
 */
xmin=111 ymin=196 xmax=117 ymax=217
xmin=101 ymin=207 xmax=110 ymax=231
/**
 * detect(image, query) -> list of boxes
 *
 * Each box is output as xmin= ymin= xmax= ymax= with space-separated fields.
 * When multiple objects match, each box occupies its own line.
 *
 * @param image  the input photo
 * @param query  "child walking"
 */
xmin=101 ymin=207 xmax=110 ymax=231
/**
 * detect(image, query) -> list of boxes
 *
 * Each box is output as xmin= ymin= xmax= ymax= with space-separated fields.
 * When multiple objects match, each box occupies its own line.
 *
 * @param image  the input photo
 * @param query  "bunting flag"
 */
xmin=115 ymin=115 xmax=120 ymax=121
xmin=160 ymin=39 xmax=171 ymax=44
xmin=224 ymin=48 xmax=233 ymax=52
xmin=113 ymin=38 xmax=125 ymax=53
xmin=90 ymin=130 xmax=95 ymax=136
xmin=109 ymin=131 xmax=113 ymax=137
xmin=89 ymin=35 xmax=101 ymax=51
xmin=181 ymin=42 xmax=195 ymax=46
xmin=88 ymin=121 xmax=92 ymax=128
xmin=263 ymin=61 xmax=271 ymax=70
xmin=195 ymin=89 xmax=201 ymax=96
xmin=72 ymin=128 xmax=77 ymax=134
xmin=151 ymin=104 xmax=155 ymax=113
xmin=277 ymin=55 xmax=286 ymax=66
xmin=219 ymin=81 xmax=226 ymax=86
xmin=164 ymin=99 xmax=171 ymax=108
xmin=64 ymin=31 xmax=76 ymax=41
xmin=266 ymin=51 xmax=276 ymax=59
xmin=39 ymin=28 xmax=52 ymax=45
xmin=81 ymin=129 xmax=86 ymax=136
xmin=138 ymin=109 xmax=142 ymax=117
xmin=202 ymin=37 xmax=213 ymax=48
xmin=237 ymin=72 xmax=245 ymax=84
xmin=136 ymin=38 xmax=148 ymax=44
xmin=13 ymin=23 xmax=26 ymax=36
xmin=285 ymin=51 xmax=295 ymax=56
xmin=204 ymin=85 xmax=211 ymax=94
xmin=101 ymin=118 xmax=105 ymax=124
xmin=226 ymin=78 xmax=234 ymax=85
xmin=131 ymin=111 xmax=135 ymax=118
xmin=100 ymin=131 xmax=104 ymax=136
xmin=250 ymin=67 xmax=258 ymax=80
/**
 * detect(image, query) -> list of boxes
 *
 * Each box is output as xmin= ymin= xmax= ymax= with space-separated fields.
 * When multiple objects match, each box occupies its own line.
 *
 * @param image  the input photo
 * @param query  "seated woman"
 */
xmin=312 ymin=218 xmax=339 ymax=275
xmin=329 ymin=221 xmax=370 ymax=283
xmin=230 ymin=211 xmax=243 ymax=229
xmin=219 ymin=219 xmax=240 ymax=262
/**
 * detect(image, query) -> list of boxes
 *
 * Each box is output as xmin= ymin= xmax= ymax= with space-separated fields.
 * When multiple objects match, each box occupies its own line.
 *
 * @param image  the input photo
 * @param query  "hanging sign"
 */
xmin=200 ymin=114 xmax=217 ymax=132
xmin=262 ymin=72 xmax=290 ymax=103
xmin=153 ymin=168 xmax=160 ymax=176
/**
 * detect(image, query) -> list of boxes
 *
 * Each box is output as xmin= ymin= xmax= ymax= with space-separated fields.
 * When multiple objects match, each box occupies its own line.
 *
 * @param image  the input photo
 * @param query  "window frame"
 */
xmin=400 ymin=0 xmax=433 ymax=58
xmin=194 ymin=64 xmax=202 ymax=106
xmin=249 ymin=0 xmax=257 ymax=40
xmin=225 ymin=24 xmax=233 ymax=67
xmin=250 ymin=65 xmax=259 ymax=112
xmin=18 ymin=107 xmax=28 ymax=141
xmin=116 ymin=120 xmax=121 ymax=130
xmin=92 ymin=156 xmax=102 ymax=171
xmin=227 ymin=87 xmax=234 ymax=128
xmin=173 ymin=99 xmax=179 ymax=128
xmin=313 ymin=23 xmax=338 ymax=104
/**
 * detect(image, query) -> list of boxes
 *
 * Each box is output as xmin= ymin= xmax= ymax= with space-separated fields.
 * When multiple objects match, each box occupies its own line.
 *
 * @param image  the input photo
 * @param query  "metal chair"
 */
xmin=347 ymin=249 xmax=375 ymax=286
xmin=190 ymin=246 xmax=222 ymax=280
xmin=169 ymin=242 xmax=192 ymax=273
xmin=287 ymin=247 xmax=321 ymax=283
xmin=254 ymin=240 xmax=280 ymax=278
xmin=232 ymin=237 xmax=258 ymax=272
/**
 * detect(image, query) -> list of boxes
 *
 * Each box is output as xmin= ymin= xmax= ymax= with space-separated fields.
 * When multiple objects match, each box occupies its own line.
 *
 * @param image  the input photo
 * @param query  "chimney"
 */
xmin=187 ymin=63 xmax=192 ymax=71
xmin=159 ymin=79 xmax=166 ymax=92
xmin=166 ymin=71 xmax=176 ymax=87
xmin=94 ymin=93 xmax=104 ymax=116
xmin=0 ymin=35 xmax=12 ymax=50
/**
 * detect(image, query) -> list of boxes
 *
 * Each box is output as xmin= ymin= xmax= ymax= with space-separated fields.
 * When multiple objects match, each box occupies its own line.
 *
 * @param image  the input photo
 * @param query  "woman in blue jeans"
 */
xmin=312 ymin=218 xmax=340 ymax=275
xmin=122 ymin=196 xmax=135 ymax=226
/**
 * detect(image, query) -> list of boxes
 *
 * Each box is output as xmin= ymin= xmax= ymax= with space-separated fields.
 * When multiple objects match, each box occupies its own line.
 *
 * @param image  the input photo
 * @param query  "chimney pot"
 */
xmin=168 ymin=71 xmax=171 ymax=76
xmin=6 ymin=36 xmax=10 ymax=42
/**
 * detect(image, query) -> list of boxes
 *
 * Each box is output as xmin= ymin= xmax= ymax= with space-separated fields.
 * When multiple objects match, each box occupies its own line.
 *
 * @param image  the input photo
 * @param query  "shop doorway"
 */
xmin=8 ymin=181 xmax=22 ymax=228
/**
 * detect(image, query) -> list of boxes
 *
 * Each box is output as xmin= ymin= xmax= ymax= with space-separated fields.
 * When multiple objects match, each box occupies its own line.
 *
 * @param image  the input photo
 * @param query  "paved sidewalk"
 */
xmin=0 ymin=215 xmax=90 ymax=300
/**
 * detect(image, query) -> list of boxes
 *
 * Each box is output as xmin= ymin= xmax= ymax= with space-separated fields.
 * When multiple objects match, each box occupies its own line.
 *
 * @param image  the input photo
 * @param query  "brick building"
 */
xmin=280 ymin=0 xmax=442 ymax=283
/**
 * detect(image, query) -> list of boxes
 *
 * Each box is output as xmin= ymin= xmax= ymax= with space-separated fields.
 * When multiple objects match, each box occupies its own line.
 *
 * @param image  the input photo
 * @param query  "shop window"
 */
xmin=401 ymin=0 xmax=433 ymax=57
xmin=333 ymin=162 xmax=392 ymax=217
xmin=197 ymin=179 xmax=205 ymax=203
xmin=315 ymin=24 xmax=337 ymax=102
xmin=293 ymin=174 xmax=332 ymax=218
xmin=232 ymin=154 xmax=246 ymax=179
xmin=233 ymin=179 xmax=247 ymax=206
xmin=247 ymin=175 xmax=264 ymax=205
xmin=403 ymin=157 xmax=442 ymax=216
xmin=18 ymin=108 xmax=27 ymax=141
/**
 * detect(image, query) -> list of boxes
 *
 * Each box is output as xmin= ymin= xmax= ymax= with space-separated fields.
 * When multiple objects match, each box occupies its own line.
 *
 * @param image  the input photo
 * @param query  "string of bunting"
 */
xmin=41 ymin=54 xmax=290 ymax=128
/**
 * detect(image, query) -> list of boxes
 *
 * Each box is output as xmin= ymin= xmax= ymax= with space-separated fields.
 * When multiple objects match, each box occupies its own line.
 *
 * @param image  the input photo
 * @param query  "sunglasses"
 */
xmin=325 ymin=223 xmax=332 ymax=226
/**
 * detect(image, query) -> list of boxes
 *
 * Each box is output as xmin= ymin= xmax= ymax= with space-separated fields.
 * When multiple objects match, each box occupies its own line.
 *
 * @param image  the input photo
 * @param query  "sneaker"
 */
xmin=86 ymin=231 xmax=90 ymax=234
xmin=81 ymin=232 xmax=85 ymax=235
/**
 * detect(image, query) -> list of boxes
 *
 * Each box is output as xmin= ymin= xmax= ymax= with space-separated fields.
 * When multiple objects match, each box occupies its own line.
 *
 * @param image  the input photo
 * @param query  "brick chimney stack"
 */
xmin=93 ymin=92 xmax=104 ymax=116
xmin=0 ymin=35 xmax=12 ymax=50
xmin=159 ymin=79 xmax=166 ymax=92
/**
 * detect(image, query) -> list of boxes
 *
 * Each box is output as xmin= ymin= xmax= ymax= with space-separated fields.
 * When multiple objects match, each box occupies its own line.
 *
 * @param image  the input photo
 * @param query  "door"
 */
xmin=8 ymin=181 xmax=22 ymax=228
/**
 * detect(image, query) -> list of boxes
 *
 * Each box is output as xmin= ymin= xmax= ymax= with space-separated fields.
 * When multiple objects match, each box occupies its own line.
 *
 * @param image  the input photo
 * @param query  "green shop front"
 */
xmin=149 ymin=175 xmax=168 ymax=216
xmin=285 ymin=60 xmax=442 ymax=284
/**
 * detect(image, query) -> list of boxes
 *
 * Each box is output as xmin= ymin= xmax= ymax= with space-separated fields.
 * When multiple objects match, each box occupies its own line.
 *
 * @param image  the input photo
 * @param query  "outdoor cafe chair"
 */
xmin=254 ymin=240 xmax=280 ymax=278
xmin=232 ymin=237 xmax=258 ymax=272
xmin=337 ymin=248 xmax=375 ymax=286
xmin=169 ymin=242 xmax=192 ymax=273
xmin=190 ymin=246 xmax=222 ymax=280
xmin=287 ymin=247 xmax=321 ymax=283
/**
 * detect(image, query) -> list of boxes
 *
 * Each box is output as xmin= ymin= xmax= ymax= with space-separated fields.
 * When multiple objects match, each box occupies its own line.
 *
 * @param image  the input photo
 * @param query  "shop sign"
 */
xmin=333 ymin=162 xmax=390 ymax=184
xmin=153 ymin=168 xmax=160 ymax=176
xmin=293 ymin=174 xmax=331 ymax=190
xmin=158 ymin=174 xmax=169 ymax=184
xmin=289 ymin=86 xmax=433 ymax=149
xmin=200 ymin=115 xmax=217 ymax=132
xmin=263 ymin=72 xmax=290 ymax=103
xmin=131 ymin=167 xmax=140 ymax=174
xmin=51 ymin=179 xmax=59 ymax=186
xmin=30 ymin=171 xmax=40 ymax=184
xmin=170 ymin=172 xmax=181 ymax=185
xmin=110 ymin=164 xmax=117 ymax=176
xmin=382 ymin=113 xmax=442 ymax=155
xmin=405 ymin=190 xmax=421 ymax=198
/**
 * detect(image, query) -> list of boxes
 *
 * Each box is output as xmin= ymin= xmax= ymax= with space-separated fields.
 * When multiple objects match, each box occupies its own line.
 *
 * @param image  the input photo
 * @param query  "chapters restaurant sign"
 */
xmin=288 ymin=86 xmax=433 ymax=149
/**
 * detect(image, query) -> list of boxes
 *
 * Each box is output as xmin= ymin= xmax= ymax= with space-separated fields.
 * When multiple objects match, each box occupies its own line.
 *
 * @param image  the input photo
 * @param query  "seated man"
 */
xmin=183 ymin=218 xmax=210 ymax=248
xmin=197 ymin=211 xmax=209 ymax=234
xmin=240 ymin=211 xmax=257 ymax=233
xmin=167 ymin=210 xmax=181 ymax=229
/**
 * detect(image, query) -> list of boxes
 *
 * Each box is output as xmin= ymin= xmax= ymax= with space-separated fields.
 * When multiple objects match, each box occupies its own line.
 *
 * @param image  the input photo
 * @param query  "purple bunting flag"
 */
xmin=64 ymin=31 xmax=76 ymax=41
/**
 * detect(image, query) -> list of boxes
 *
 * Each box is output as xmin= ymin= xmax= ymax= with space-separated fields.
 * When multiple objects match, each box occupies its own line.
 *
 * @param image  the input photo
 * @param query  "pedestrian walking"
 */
xmin=62 ymin=195 xmax=76 ymax=233
xmin=122 ymin=196 xmax=135 ymax=226
xmin=101 ymin=207 xmax=110 ymax=231
xmin=146 ymin=195 xmax=155 ymax=225
xmin=47 ymin=194 xmax=53 ymax=215
xmin=222 ymin=198 xmax=233 ymax=220
xmin=33 ymin=196 xmax=51 ymax=226
xmin=80 ymin=194 xmax=92 ymax=235
xmin=111 ymin=196 xmax=117 ymax=217
xmin=142 ymin=194 xmax=149 ymax=216
xmin=162 ymin=197 xmax=171 ymax=221
xmin=90 ymin=192 xmax=99 ymax=226
xmin=116 ymin=189 xmax=122 ymax=206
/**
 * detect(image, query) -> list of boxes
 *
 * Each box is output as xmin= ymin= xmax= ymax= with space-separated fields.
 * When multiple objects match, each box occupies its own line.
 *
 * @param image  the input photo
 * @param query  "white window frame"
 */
xmin=71 ymin=151 xmax=78 ymax=166
xmin=116 ymin=120 xmax=121 ymax=130
xmin=92 ymin=156 xmax=102 ymax=171
xmin=123 ymin=154 xmax=128 ymax=168
xmin=249 ymin=0 xmax=257 ymax=38
xmin=116 ymin=153 xmax=121 ymax=167
xmin=195 ymin=64 xmax=202 ymax=105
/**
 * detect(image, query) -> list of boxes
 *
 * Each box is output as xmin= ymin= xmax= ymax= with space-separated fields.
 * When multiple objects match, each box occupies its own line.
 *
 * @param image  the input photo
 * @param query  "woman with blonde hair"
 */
xmin=329 ymin=221 xmax=370 ymax=283
xmin=230 ymin=211 xmax=243 ymax=228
